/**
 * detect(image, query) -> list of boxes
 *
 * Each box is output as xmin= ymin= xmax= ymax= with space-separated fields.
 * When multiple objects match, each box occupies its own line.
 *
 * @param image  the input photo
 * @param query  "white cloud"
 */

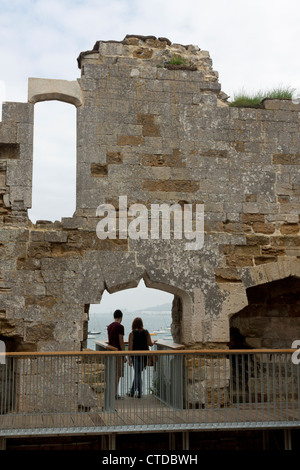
xmin=2 ymin=0 xmax=300 ymax=99
xmin=93 ymin=279 xmax=173 ymax=313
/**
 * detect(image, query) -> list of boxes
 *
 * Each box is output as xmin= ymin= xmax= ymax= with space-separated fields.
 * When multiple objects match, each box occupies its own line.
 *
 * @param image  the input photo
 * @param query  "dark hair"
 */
xmin=113 ymin=309 xmax=123 ymax=319
xmin=132 ymin=317 xmax=143 ymax=330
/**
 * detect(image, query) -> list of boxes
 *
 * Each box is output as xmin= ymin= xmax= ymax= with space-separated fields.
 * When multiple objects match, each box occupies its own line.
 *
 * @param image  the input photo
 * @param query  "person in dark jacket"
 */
xmin=107 ymin=309 xmax=125 ymax=399
xmin=128 ymin=317 xmax=155 ymax=398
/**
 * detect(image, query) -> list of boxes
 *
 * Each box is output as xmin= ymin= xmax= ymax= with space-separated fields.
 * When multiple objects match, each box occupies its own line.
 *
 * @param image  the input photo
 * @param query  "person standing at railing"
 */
xmin=107 ymin=309 xmax=126 ymax=399
xmin=128 ymin=317 xmax=156 ymax=398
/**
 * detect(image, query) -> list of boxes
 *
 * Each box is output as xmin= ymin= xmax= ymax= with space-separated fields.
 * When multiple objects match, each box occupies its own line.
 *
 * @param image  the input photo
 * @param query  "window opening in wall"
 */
xmin=87 ymin=279 xmax=174 ymax=349
xmin=229 ymin=276 xmax=300 ymax=350
xmin=85 ymin=280 xmax=180 ymax=402
xmin=29 ymin=101 xmax=76 ymax=223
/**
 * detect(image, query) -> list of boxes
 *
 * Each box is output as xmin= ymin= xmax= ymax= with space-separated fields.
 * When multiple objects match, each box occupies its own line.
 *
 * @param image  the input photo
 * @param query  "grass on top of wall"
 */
xmin=166 ymin=55 xmax=187 ymax=66
xmin=229 ymin=86 xmax=296 ymax=108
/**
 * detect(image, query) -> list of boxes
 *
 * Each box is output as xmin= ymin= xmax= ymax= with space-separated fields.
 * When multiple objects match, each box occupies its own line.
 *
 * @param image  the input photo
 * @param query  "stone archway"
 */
xmin=230 ymin=276 xmax=300 ymax=349
xmin=215 ymin=258 xmax=300 ymax=346
xmin=83 ymin=270 xmax=192 ymax=346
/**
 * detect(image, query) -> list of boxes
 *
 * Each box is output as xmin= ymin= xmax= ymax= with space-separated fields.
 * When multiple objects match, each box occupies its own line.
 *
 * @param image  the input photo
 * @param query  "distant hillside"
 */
xmin=132 ymin=303 xmax=172 ymax=313
xmin=90 ymin=303 xmax=173 ymax=316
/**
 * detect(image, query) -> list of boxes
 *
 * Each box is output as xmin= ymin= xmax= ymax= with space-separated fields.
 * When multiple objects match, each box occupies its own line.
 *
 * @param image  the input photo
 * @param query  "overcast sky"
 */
xmin=1 ymin=0 xmax=300 ymax=312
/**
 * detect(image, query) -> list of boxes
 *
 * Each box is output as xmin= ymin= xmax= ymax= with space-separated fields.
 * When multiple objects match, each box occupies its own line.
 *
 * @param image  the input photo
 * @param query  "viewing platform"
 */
xmin=0 ymin=342 xmax=299 ymax=449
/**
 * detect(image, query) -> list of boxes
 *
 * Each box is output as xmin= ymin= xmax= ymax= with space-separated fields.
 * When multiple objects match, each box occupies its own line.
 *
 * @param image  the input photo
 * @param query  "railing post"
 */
xmin=0 ymin=438 xmax=6 ymax=450
xmin=172 ymin=354 xmax=183 ymax=408
xmin=284 ymin=429 xmax=292 ymax=450
xmin=101 ymin=433 xmax=116 ymax=450
xmin=109 ymin=433 xmax=116 ymax=450
xmin=104 ymin=356 xmax=116 ymax=411
xmin=182 ymin=431 xmax=189 ymax=450
xmin=169 ymin=432 xmax=176 ymax=450
xmin=262 ymin=430 xmax=269 ymax=450
xmin=154 ymin=340 xmax=185 ymax=408
xmin=95 ymin=341 xmax=118 ymax=411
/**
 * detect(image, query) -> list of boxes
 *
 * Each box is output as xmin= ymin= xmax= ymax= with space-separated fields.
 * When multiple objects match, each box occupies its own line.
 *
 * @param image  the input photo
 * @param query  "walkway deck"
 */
xmin=1 ymin=395 xmax=299 ymax=437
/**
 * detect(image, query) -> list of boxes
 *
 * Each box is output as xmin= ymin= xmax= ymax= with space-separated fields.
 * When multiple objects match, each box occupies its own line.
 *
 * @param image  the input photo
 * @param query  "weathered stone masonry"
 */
xmin=0 ymin=35 xmax=299 ymax=352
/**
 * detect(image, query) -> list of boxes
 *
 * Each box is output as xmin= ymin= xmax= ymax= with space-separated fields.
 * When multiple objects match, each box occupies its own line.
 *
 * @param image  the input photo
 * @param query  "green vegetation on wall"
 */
xmin=229 ymin=86 xmax=296 ymax=108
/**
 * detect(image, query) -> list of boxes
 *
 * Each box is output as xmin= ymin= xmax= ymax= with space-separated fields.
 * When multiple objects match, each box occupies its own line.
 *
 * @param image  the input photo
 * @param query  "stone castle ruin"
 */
xmin=0 ymin=35 xmax=299 ymax=353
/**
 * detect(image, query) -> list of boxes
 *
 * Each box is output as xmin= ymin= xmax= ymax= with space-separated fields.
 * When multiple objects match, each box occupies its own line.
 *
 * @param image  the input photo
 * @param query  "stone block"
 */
xmin=273 ymin=153 xmax=300 ymax=165
xmin=90 ymin=163 xmax=108 ymax=176
xmin=143 ymin=179 xmax=199 ymax=193
xmin=280 ymin=223 xmax=299 ymax=234
xmin=117 ymin=135 xmax=144 ymax=146
xmin=0 ymin=143 xmax=20 ymax=160
xmin=252 ymin=222 xmax=275 ymax=234
xmin=186 ymin=357 xmax=230 ymax=407
xmin=45 ymin=231 xmax=68 ymax=243
xmin=28 ymin=78 xmax=83 ymax=107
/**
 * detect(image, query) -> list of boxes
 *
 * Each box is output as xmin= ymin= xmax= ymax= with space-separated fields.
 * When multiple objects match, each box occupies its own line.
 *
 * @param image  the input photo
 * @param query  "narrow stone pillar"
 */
xmin=0 ymin=438 xmax=6 ymax=450
xmin=284 ymin=429 xmax=292 ymax=450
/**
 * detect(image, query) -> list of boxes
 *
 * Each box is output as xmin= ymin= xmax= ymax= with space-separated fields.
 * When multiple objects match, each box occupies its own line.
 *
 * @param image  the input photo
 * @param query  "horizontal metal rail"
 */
xmin=0 ymin=349 xmax=299 ymax=437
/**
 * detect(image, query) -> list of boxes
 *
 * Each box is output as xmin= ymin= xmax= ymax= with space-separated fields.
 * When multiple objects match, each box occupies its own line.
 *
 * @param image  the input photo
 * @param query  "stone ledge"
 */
xmin=28 ymin=78 xmax=83 ymax=108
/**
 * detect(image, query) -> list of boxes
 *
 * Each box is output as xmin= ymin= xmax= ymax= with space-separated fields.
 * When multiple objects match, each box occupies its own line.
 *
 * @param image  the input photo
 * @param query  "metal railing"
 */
xmin=0 ymin=348 xmax=299 ymax=437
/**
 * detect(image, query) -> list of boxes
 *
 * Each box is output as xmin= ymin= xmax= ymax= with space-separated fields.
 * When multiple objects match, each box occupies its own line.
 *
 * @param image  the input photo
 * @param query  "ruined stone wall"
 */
xmin=0 ymin=35 xmax=299 ymax=351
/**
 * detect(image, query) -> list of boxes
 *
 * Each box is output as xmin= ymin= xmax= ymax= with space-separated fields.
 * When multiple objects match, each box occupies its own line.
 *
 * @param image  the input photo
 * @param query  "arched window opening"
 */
xmin=84 ymin=278 xmax=187 ymax=403
xmin=229 ymin=276 xmax=300 ymax=349
xmin=86 ymin=279 xmax=174 ymax=350
xmin=228 ymin=276 xmax=300 ymax=405
xmin=29 ymin=101 xmax=76 ymax=223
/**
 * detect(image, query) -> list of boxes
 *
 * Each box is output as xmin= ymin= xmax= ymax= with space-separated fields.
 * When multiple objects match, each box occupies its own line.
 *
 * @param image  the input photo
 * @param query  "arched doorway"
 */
xmin=81 ymin=267 xmax=193 ymax=350
xmin=83 ymin=276 xmax=188 ymax=403
xmin=229 ymin=276 xmax=300 ymax=349
xmin=86 ymin=278 xmax=174 ymax=349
